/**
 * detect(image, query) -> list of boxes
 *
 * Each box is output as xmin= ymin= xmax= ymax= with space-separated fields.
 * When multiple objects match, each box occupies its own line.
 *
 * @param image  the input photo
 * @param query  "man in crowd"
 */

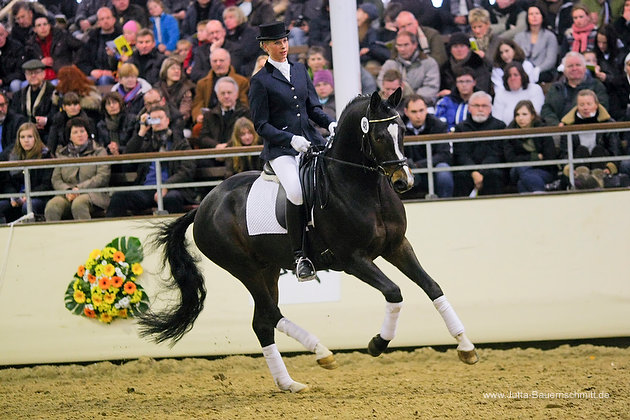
xmin=112 ymin=0 xmax=150 ymax=28
xmin=0 ymin=23 xmax=25 ymax=93
xmin=395 ymin=10 xmax=447 ymax=67
xmin=453 ymin=91 xmax=506 ymax=196
xmin=127 ymin=29 xmax=166 ymax=85
xmin=0 ymin=93 xmax=27 ymax=161
xmin=77 ymin=7 xmax=121 ymax=85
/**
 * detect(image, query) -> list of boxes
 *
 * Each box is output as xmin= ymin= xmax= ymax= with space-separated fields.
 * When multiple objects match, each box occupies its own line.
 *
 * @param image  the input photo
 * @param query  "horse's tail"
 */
xmin=138 ymin=208 xmax=206 ymax=345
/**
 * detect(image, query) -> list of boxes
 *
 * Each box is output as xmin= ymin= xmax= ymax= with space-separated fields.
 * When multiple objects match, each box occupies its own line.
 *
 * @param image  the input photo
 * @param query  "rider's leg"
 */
xmin=269 ymin=155 xmax=316 ymax=281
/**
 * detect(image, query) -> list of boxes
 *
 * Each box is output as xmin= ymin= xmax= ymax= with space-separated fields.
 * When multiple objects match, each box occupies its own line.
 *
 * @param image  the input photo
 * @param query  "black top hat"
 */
xmin=257 ymin=22 xmax=290 ymax=41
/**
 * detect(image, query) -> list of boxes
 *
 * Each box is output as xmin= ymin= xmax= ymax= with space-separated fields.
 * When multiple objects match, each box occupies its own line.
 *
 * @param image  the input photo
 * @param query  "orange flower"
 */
xmin=100 ymin=313 xmax=113 ymax=323
xmin=98 ymin=277 xmax=111 ymax=290
xmin=118 ymin=309 xmax=128 ymax=318
xmin=84 ymin=307 xmax=96 ymax=318
xmin=77 ymin=265 xmax=85 ymax=277
xmin=111 ymin=276 xmax=123 ymax=288
xmin=87 ymin=274 xmax=96 ymax=284
xmin=113 ymin=251 xmax=125 ymax=263
xmin=123 ymin=281 xmax=137 ymax=295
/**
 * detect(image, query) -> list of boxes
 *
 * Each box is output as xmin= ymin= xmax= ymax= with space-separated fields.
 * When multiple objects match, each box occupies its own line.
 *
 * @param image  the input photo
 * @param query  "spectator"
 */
xmin=402 ymin=94 xmax=454 ymax=198
xmin=435 ymin=67 xmax=477 ymax=131
xmin=154 ymin=57 xmax=196 ymax=126
xmin=541 ymin=51 xmax=609 ymax=126
xmin=77 ymin=7 xmax=121 ymax=85
xmin=453 ymin=91 xmax=507 ymax=196
xmin=137 ymin=88 xmax=186 ymax=135
xmin=74 ymin=0 xmax=112 ymax=35
xmin=53 ymin=65 xmax=103 ymax=122
xmin=613 ymin=0 xmax=630 ymax=47
xmin=10 ymin=59 xmax=56 ymax=143
xmin=395 ymin=10 xmax=448 ymax=67
xmin=45 ymin=117 xmax=111 ymax=221
xmin=377 ymin=30 xmax=441 ymax=105
xmin=9 ymin=1 xmax=38 ymax=46
xmin=111 ymin=63 xmax=152 ymax=117
xmin=0 ymin=23 xmax=26 ymax=93
xmin=378 ymin=3 xmax=400 ymax=45
xmin=191 ymin=48 xmax=250 ymax=125
xmin=379 ymin=69 xmax=413 ymax=114
xmin=175 ymin=38 xmax=194 ymax=73
xmin=583 ymin=50 xmax=611 ymax=86
xmin=223 ymin=6 xmax=261 ymax=76
xmin=439 ymin=32 xmax=492 ymax=95
xmin=390 ymin=0 xmax=451 ymax=33
xmin=582 ymin=0 xmax=624 ymax=27
xmin=147 ymin=0 xmax=180 ymax=55
xmin=482 ymin=0 xmax=527 ymax=40
xmin=492 ymin=62 xmax=545 ymax=126
xmin=106 ymin=105 xmax=197 ymax=216
xmin=606 ymin=51 xmax=630 ymax=120
xmin=308 ymin=0 xmax=332 ymax=56
xmin=447 ymin=0 xmax=475 ymax=33
xmin=468 ymin=7 xmax=503 ymax=63
xmin=243 ymin=0 xmax=276 ymax=27
xmin=560 ymin=4 xmax=598 ymax=57
xmin=0 ymin=122 xmax=52 ymax=222
xmin=47 ymin=92 xmax=97 ymax=155
xmin=164 ymin=0 xmax=190 ymax=22
xmin=24 ymin=15 xmax=84 ymax=81
xmin=122 ymin=19 xmax=139 ymax=49
xmin=96 ymin=92 xmax=135 ymax=155
xmin=357 ymin=3 xmax=390 ymax=66
xmin=491 ymin=39 xmax=539 ymax=92
xmin=195 ymin=76 xmax=250 ymax=160
xmin=504 ymin=100 xmax=558 ymax=193
xmin=559 ymin=89 xmax=620 ymax=179
xmin=593 ymin=25 xmax=625 ymax=82
xmin=182 ymin=0 xmax=226 ymax=37
xmin=313 ymin=70 xmax=336 ymax=122
xmin=187 ymin=20 xmax=213 ymax=82
xmin=112 ymin=0 xmax=150 ymax=28
xmin=305 ymin=46 xmax=329 ymax=79
xmin=224 ymin=116 xmax=263 ymax=178
xmin=0 ymin=92 xmax=27 ymax=161
xmin=533 ymin=0 xmax=573 ymax=41
xmin=126 ymin=28 xmax=166 ymax=85
xmin=252 ymin=54 xmax=269 ymax=76
xmin=513 ymin=5 xmax=560 ymax=83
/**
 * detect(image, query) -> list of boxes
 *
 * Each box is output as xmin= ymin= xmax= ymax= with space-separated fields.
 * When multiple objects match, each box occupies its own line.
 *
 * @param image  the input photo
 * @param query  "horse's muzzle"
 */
xmin=390 ymin=165 xmax=414 ymax=193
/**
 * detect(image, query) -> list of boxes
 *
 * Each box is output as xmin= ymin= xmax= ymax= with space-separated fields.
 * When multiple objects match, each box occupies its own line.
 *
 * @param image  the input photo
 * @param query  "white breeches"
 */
xmin=270 ymin=154 xmax=303 ymax=205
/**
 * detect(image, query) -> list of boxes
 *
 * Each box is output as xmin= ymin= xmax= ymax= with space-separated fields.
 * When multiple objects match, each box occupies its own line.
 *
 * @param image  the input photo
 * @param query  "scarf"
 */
xmin=25 ymin=84 xmax=47 ymax=121
xmin=66 ymin=140 xmax=92 ymax=157
xmin=36 ymin=33 xmax=56 ymax=79
xmin=118 ymin=83 xmax=142 ymax=103
xmin=105 ymin=114 xmax=121 ymax=144
xmin=571 ymin=22 xmax=595 ymax=52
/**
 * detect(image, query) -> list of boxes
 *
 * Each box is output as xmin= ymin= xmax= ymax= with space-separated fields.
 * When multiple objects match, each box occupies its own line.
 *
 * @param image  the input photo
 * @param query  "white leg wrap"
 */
xmin=261 ymin=344 xmax=294 ymax=390
xmin=379 ymin=301 xmax=403 ymax=341
xmin=433 ymin=295 xmax=465 ymax=338
xmin=276 ymin=317 xmax=319 ymax=352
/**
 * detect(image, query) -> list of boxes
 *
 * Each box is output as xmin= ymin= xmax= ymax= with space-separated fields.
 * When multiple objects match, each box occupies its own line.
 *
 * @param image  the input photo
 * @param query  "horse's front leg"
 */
xmin=384 ymin=238 xmax=479 ymax=364
xmin=276 ymin=317 xmax=338 ymax=369
xmin=344 ymin=256 xmax=405 ymax=357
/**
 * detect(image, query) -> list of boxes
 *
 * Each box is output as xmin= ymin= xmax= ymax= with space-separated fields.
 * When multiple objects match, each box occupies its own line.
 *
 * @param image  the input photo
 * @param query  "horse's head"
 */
xmin=363 ymin=88 xmax=414 ymax=193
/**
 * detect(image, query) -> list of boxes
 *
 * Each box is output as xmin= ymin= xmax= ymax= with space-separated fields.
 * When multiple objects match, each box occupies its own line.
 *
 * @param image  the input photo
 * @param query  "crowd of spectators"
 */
xmin=1 ymin=0 xmax=630 ymax=223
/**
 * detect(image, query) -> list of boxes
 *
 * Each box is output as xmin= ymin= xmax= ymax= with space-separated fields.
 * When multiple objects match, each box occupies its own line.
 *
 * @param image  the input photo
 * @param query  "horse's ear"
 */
xmin=386 ymin=87 xmax=403 ymax=108
xmin=369 ymin=90 xmax=382 ymax=111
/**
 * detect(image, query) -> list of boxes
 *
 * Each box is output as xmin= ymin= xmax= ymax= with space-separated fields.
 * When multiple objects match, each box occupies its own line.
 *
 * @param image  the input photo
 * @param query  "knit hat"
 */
xmin=123 ymin=20 xmax=139 ymax=32
xmin=448 ymin=32 xmax=470 ymax=49
xmin=313 ymin=70 xmax=334 ymax=87
xmin=358 ymin=3 xmax=379 ymax=21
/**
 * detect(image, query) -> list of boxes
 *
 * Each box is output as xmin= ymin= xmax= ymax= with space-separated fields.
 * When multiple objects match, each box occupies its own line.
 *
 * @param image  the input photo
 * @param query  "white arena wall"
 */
xmin=1 ymin=191 xmax=629 ymax=366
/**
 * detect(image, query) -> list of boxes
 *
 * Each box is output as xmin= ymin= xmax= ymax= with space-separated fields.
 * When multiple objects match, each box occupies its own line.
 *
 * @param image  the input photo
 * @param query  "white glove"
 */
xmin=328 ymin=121 xmax=337 ymax=137
xmin=290 ymin=135 xmax=311 ymax=153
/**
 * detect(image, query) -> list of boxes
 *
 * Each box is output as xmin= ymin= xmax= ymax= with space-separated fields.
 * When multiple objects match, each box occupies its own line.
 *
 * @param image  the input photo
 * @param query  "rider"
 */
xmin=249 ymin=22 xmax=337 ymax=281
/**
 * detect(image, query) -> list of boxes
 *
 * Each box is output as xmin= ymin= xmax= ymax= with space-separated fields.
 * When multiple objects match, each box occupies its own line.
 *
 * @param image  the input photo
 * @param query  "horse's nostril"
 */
xmin=393 ymin=179 xmax=410 ymax=193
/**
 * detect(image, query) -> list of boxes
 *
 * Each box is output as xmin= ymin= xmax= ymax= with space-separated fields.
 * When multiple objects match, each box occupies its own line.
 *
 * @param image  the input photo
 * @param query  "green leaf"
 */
xmin=64 ymin=281 xmax=84 ymax=315
xmin=106 ymin=236 xmax=144 ymax=264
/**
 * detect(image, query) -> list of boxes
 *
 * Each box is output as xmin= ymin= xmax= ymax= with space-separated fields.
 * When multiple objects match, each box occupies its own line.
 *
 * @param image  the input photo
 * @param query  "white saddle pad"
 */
xmin=246 ymin=176 xmax=287 ymax=236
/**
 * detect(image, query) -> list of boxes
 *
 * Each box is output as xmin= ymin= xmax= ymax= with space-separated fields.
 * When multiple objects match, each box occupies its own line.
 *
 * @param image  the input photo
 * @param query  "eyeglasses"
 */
xmin=0 ymin=102 xmax=7 ymax=107
xmin=469 ymin=103 xmax=491 ymax=108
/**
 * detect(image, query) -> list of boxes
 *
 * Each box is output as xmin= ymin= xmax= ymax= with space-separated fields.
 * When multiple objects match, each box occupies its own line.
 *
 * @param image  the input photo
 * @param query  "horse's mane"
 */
xmin=337 ymin=94 xmax=371 ymax=126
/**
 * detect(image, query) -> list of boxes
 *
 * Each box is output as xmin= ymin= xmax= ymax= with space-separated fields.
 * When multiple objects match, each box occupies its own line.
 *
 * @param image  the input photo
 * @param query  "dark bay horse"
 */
xmin=140 ymin=89 xmax=478 ymax=393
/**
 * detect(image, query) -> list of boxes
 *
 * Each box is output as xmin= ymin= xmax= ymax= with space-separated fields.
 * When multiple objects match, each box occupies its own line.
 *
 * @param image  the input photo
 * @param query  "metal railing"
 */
xmin=1 ymin=122 xmax=629 ymax=222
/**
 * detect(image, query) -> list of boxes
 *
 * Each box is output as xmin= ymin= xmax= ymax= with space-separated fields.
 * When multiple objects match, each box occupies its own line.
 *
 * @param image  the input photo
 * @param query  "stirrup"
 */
xmin=295 ymin=256 xmax=316 ymax=282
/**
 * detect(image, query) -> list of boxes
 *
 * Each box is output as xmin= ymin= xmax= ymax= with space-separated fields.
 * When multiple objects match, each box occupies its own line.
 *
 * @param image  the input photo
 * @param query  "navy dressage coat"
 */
xmin=249 ymin=60 xmax=334 ymax=162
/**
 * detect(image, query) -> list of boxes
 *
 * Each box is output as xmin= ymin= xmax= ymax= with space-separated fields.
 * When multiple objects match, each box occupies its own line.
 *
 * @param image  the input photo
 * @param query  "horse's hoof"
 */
xmin=317 ymin=354 xmax=338 ymax=370
xmin=287 ymin=381 xmax=309 ymax=393
xmin=367 ymin=334 xmax=390 ymax=357
xmin=458 ymin=349 xmax=479 ymax=365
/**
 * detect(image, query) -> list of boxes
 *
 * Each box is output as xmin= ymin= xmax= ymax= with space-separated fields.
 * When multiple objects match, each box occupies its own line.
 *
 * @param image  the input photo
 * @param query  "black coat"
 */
xmin=0 ymin=111 xmax=27 ymax=161
xmin=5 ymin=148 xmax=53 ymax=196
xmin=249 ymin=60 xmax=334 ymax=162
xmin=127 ymin=49 xmax=166 ymax=86
xmin=47 ymin=110 xmax=97 ymax=155
xmin=77 ymin=27 xmax=122 ymax=75
xmin=96 ymin=112 xmax=136 ymax=153
xmin=114 ymin=3 xmax=150 ymax=28
xmin=181 ymin=0 xmax=225 ymax=37
xmin=0 ymin=36 xmax=26 ymax=87
xmin=189 ymin=41 xmax=211 ymax=82
xmin=198 ymin=102 xmax=251 ymax=149
xmin=453 ymin=115 xmax=506 ymax=170
xmin=225 ymin=23 xmax=261 ymax=77
xmin=404 ymin=114 xmax=452 ymax=167
xmin=9 ymin=82 xmax=57 ymax=139
xmin=504 ymin=119 xmax=557 ymax=173
xmin=24 ymin=28 xmax=84 ymax=73
xmin=440 ymin=52 xmax=492 ymax=94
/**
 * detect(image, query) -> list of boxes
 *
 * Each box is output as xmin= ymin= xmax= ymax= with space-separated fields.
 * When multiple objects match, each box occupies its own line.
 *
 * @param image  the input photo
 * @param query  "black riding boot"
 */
xmin=286 ymin=201 xmax=316 ymax=281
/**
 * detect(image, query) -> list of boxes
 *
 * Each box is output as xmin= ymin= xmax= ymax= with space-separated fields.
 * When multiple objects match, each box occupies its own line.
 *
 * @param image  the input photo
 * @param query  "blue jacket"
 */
xmin=150 ymin=13 xmax=180 ymax=52
xmin=435 ymin=94 xmax=468 ymax=132
xmin=249 ymin=60 xmax=334 ymax=161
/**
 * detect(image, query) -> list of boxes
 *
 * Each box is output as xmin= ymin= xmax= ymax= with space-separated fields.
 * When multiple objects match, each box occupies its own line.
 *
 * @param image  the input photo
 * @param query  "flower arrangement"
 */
xmin=64 ymin=236 xmax=150 ymax=324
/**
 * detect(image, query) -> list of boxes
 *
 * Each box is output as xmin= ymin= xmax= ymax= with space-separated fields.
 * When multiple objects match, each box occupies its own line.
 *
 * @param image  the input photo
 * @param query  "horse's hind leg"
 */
xmin=384 ymin=238 xmax=479 ymax=364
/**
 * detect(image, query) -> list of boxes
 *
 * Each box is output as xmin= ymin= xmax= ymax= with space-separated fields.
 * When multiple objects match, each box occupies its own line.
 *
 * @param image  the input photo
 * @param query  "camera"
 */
xmin=144 ymin=117 xmax=161 ymax=126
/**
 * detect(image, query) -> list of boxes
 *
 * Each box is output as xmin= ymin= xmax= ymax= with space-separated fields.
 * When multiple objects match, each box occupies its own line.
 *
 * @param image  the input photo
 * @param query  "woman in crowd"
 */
xmin=0 ymin=122 xmax=52 ymax=222
xmin=53 ymin=65 xmax=102 ymax=122
xmin=111 ymin=63 xmax=152 ymax=117
xmin=492 ymin=62 xmax=545 ymax=126
xmin=305 ymin=46 xmax=329 ymax=79
xmin=48 ymin=92 xmax=97 ymax=155
xmin=593 ymin=25 xmax=625 ymax=82
xmin=224 ymin=117 xmax=263 ymax=178
xmin=560 ymin=5 xmax=598 ymax=57
xmin=154 ymin=57 xmax=195 ymax=125
xmin=503 ymin=100 xmax=557 ymax=193
xmin=45 ymin=117 xmax=110 ymax=221
xmin=491 ymin=39 xmax=538 ymax=92
xmin=96 ymin=92 xmax=135 ymax=156
xmin=513 ymin=5 xmax=559 ymax=83
xmin=468 ymin=8 xmax=502 ymax=63
xmin=147 ymin=0 xmax=180 ymax=55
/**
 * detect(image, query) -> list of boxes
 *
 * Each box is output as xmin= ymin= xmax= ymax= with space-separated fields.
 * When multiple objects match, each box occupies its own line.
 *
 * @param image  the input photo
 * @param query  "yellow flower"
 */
xmin=104 ymin=293 xmax=116 ymax=304
xmin=118 ymin=309 xmax=128 ymax=318
xmin=130 ymin=290 xmax=142 ymax=304
xmin=94 ymin=265 xmax=104 ymax=276
xmin=86 ymin=260 xmax=96 ymax=271
xmin=89 ymin=249 xmax=101 ymax=260
xmin=92 ymin=293 xmax=103 ymax=307
xmin=104 ymin=264 xmax=116 ymax=277
xmin=73 ymin=290 xmax=86 ymax=303
xmin=100 ymin=313 xmax=113 ymax=323
xmin=103 ymin=247 xmax=116 ymax=259
xmin=131 ymin=263 xmax=143 ymax=276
